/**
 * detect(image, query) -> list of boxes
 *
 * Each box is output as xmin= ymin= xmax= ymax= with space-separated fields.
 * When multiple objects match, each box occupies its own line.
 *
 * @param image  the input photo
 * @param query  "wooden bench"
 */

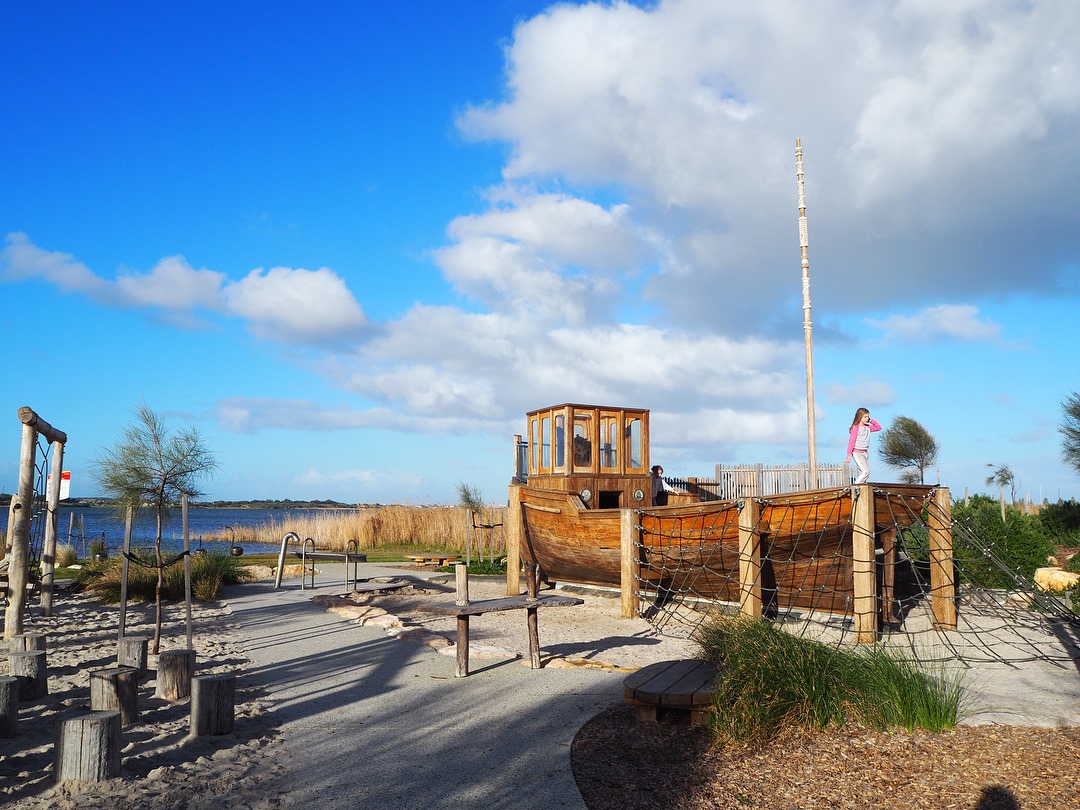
xmin=405 ymin=554 xmax=461 ymax=566
xmin=623 ymin=659 xmax=717 ymax=725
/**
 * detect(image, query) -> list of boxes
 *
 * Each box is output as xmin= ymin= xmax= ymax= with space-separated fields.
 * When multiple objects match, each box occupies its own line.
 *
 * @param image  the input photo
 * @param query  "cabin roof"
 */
xmin=525 ymin=403 xmax=649 ymax=417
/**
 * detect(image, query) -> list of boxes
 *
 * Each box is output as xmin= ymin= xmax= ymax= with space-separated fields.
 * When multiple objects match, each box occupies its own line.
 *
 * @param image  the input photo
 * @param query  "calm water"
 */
xmin=2 ymin=506 xmax=308 ymax=558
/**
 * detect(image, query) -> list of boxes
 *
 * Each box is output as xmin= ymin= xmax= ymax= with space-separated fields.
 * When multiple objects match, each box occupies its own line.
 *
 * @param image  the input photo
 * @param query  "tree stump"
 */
xmin=90 ymin=668 xmax=138 ymax=727
xmin=0 ymin=675 xmax=19 ymax=737
xmin=9 ymin=650 xmax=47 ymax=700
xmin=155 ymin=649 xmax=195 ymax=701
xmin=190 ymin=672 xmax=236 ymax=736
xmin=10 ymin=632 xmax=46 ymax=652
xmin=54 ymin=711 xmax=121 ymax=783
xmin=116 ymin=635 xmax=149 ymax=674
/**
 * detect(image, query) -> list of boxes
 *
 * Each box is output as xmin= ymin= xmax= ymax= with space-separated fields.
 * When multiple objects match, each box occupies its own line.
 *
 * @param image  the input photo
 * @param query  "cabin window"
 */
xmin=598 ymin=490 xmax=621 ymax=509
xmin=554 ymin=413 xmax=566 ymax=469
xmin=540 ymin=415 xmax=551 ymax=470
xmin=626 ymin=417 xmax=643 ymax=471
xmin=530 ymin=417 xmax=540 ymax=474
xmin=573 ymin=413 xmax=592 ymax=469
xmin=600 ymin=414 xmax=618 ymax=470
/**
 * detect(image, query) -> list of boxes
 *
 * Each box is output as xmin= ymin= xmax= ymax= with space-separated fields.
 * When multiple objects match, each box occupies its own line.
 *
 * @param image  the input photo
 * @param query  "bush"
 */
xmin=55 ymin=543 xmax=78 ymax=568
xmin=1039 ymin=498 xmax=1080 ymax=545
xmin=77 ymin=550 xmax=251 ymax=603
xmin=950 ymin=496 xmax=1055 ymax=587
xmin=696 ymin=616 xmax=964 ymax=745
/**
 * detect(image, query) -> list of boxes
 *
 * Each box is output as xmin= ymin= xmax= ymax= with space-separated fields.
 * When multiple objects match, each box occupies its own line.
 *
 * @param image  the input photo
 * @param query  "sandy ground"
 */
xmin=2 ymin=566 xmax=1078 ymax=809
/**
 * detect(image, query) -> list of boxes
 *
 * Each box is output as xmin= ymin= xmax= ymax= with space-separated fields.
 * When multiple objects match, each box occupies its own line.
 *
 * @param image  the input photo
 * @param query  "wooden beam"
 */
xmin=738 ymin=498 xmax=762 ymax=618
xmin=928 ymin=486 xmax=957 ymax=630
xmin=620 ymin=508 xmax=639 ymax=618
xmin=505 ymin=484 xmax=522 ymax=595
xmin=851 ymin=483 xmax=878 ymax=644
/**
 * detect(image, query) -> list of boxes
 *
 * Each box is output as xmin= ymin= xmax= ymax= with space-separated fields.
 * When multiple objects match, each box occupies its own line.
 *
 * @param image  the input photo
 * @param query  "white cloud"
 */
xmin=222 ymin=266 xmax=367 ymax=345
xmin=869 ymin=304 xmax=1002 ymax=344
xmin=1 ymin=232 xmax=110 ymax=298
xmin=115 ymin=255 xmax=225 ymax=310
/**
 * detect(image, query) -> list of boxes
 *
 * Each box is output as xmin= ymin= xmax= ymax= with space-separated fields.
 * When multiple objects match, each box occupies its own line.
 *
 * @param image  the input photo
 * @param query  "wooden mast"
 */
xmin=795 ymin=138 xmax=818 ymax=488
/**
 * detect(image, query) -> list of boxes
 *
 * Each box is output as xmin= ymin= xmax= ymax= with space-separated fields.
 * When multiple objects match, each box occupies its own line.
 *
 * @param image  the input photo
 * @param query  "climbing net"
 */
xmin=636 ymin=486 xmax=1080 ymax=667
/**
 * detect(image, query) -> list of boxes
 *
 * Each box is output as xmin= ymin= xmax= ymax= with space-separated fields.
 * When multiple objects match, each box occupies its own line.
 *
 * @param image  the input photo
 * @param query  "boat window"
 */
xmin=554 ymin=413 xmax=565 ymax=470
xmin=626 ymin=417 xmax=643 ymax=470
xmin=573 ymin=413 xmax=592 ymax=469
xmin=540 ymin=415 xmax=551 ymax=470
xmin=530 ymin=416 xmax=540 ymax=474
xmin=600 ymin=415 xmax=618 ymax=470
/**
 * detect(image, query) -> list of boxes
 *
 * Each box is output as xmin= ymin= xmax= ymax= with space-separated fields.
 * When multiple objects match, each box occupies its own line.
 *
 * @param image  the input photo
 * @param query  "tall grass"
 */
xmin=212 ymin=505 xmax=508 ymax=555
xmin=696 ymin=616 xmax=965 ymax=745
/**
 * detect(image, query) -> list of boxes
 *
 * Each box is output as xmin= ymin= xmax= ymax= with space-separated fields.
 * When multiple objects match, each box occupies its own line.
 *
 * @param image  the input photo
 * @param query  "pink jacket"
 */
xmin=847 ymin=418 xmax=882 ymax=455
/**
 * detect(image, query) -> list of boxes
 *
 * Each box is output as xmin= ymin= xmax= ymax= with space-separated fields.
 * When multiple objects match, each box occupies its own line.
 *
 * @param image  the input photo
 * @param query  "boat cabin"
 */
xmin=515 ymin=403 xmax=652 ymax=509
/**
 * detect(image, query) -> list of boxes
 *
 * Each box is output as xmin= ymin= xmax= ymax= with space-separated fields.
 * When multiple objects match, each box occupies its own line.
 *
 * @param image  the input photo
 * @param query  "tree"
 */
xmin=93 ymin=404 xmax=218 ymax=653
xmin=1061 ymin=392 xmax=1080 ymax=477
xmin=985 ymin=462 xmax=1017 ymax=523
xmin=877 ymin=416 xmax=939 ymax=484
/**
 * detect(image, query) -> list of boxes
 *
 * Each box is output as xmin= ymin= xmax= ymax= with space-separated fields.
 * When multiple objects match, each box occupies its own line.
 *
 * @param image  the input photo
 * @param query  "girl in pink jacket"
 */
xmin=846 ymin=408 xmax=882 ymax=485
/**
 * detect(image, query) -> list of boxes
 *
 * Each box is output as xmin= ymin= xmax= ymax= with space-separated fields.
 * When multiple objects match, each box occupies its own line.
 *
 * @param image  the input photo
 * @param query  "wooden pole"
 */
xmin=39 ymin=440 xmax=65 ymax=616
xmin=851 ymin=484 xmax=878 ymax=644
xmin=190 ymin=673 xmax=236 ymax=736
xmin=0 ymin=676 xmax=19 ymax=737
xmin=90 ymin=667 xmax=138 ymax=726
xmin=928 ymin=487 xmax=957 ymax=630
xmin=505 ymin=485 xmax=522 ymax=596
xmin=155 ymin=649 xmax=196 ymax=701
xmin=619 ymin=508 xmax=639 ymax=619
xmin=3 ymin=419 xmax=37 ymax=640
xmin=118 ymin=505 xmax=133 ymax=639
xmin=795 ymin=139 xmax=819 ymax=488
xmin=55 ymin=712 xmax=121 ymax=783
xmin=182 ymin=495 xmax=193 ymax=650
xmin=738 ymin=498 xmax=762 ymax=618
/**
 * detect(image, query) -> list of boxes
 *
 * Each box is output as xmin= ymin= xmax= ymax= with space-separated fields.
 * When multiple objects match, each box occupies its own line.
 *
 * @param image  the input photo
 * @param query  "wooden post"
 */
xmin=505 ymin=484 xmax=522 ymax=596
xmin=3 ymin=419 xmax=37 ymax=640
xmin=190 ymin=673 xmax=236 ymax=736
xmin=0 ymin=676 xmax=19 ymax=737
xmin=619 ymin=508 xmax=639 ymax=619
xmin=879 ymin=527 xmax=898 ymax=627
xmin=928 ymin=487 xmax=957 ymax=630
xmin=738 ymin=498 xmax=762 ymax=618
xmin=118 ymin=506 xmax=134 ymax=638
xmin=852 ymin=484 xmax=878 ymax=644
xmin=9 ymin=649 xmax=47 ymax=700
xmin=525 ymin=562 xmax=541 ymax=668
xmin=155 ymin=649 xmax=196 ymax=701
xmin=54 ymin=711 xmax=121 ymax=783
xmin=10 ymin=632 xmax=46 ymax=652
xmin=455 ymin=615 xmax=470 ymax=678
xmin=182 ymin=495 xmax=193 ymax=650
xmin=90 ymin=668 xmax=138 ymax=727
xmin=454 ymin=562 xmax=469 ymax=606
xmin=117 ymin=635 xmax=149 ymax=674
xmin=39 ymin=439 xmax=65 ymax=617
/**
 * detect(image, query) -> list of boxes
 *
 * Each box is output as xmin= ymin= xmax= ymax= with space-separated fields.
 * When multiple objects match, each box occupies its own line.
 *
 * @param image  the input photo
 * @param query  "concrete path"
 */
xmin=220 ymin=564 xmax=680 ymax=810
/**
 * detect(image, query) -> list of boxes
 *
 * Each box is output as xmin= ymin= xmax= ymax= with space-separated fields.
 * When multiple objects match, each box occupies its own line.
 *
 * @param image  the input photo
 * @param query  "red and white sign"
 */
xmin=47 ymin=470 xmax=72 ymax=500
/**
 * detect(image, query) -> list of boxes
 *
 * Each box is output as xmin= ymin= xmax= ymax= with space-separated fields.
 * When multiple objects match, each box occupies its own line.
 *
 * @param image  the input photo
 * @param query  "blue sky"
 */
xmin=2 ymin=0 xmax=1078 ymax=506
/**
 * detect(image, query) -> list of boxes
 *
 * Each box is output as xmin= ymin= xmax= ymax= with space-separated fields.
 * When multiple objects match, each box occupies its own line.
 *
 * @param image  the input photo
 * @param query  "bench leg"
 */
xmin=527 ymin=606 xmax=541 ymax=669
xmin=636 ymin=705 xmax=659 ymax=723
xmin=455 ymin=615 xmax=470 ymax=678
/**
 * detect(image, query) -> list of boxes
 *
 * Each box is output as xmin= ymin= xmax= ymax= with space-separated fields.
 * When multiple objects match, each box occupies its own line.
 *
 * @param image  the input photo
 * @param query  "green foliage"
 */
xmin=951 ymin=496 xmax=1055 ymax=587
xmin=457 ymin=482 xmax=484 ymax=514
xmin=1061 ymin=392 xmax=1080 ymax=477
xmin=1039 ymin=498 xmax=1080 ymax=545
xmin=90 ymin=537 xmax=108 ymax=559
xmin=76 ymin=551 xmax=251 ymax=603
xmin=696 ymin=617 xmax=963 ymax=745
xmin=436 ymin=558 xmax=508 ymax=575
xmin=878 ymin=416 xmax=940 ymax=484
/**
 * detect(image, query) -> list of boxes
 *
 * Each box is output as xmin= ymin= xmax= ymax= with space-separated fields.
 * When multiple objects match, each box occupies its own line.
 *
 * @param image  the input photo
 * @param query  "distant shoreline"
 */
xmin=0 ymin=494 xmax=366 ymax=510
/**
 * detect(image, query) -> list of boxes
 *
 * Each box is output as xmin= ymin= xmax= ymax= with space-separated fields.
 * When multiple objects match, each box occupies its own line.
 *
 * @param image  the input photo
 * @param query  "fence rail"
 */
xmin=669 ymin=462 xmax=850 ymax=501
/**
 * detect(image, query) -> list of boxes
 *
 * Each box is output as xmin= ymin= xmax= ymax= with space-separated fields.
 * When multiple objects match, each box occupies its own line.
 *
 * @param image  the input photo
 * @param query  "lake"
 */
xmin=1 ymin=505 xmax=308 ymax=558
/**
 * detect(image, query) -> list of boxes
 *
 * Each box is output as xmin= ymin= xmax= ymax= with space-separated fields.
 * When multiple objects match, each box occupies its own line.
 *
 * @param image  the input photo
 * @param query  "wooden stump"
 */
xmin=155 ymin=649 xmax=195 ymax=701
xmin=90 ymin=668 xmax=138 ymax=727
xmin=10 ymin=632 xmax=46 ymax=652
xmin=8 ymin=650 xmax=47 ymax=701
xmin=54 ymin=711 xmax=121 ymax=783
xmin=116 ymin=635 xmax=149 ymax=674
xmin=190 ymin=673 xmax=236 ymax=736
xmin=0 ymin=675 xmax=18 ymax=737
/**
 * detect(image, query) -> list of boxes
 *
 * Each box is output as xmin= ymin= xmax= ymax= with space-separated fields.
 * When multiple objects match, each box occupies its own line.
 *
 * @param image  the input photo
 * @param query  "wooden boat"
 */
xmin=507 ymin=403 xmax=948 ymax=623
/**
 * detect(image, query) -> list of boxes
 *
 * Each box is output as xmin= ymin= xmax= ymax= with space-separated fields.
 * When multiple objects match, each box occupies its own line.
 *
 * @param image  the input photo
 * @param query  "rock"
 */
xmin=1034 ymin=566 xmax=1080 ymax=592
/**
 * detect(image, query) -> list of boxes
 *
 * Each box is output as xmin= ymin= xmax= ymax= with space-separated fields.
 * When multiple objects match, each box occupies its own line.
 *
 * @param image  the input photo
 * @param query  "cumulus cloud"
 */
xmin=1 ymin=232 xmax=110 ymax=298
xmin=115 ymin=255 xmax=226 ymax=310
xmin=222 ymin=266 xmax=368 ymax=345
xmin=868 ymin=304 xmax=1002 ymax=344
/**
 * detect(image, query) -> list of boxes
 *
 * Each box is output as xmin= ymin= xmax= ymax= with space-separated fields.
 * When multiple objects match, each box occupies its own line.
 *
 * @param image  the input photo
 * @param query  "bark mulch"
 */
xmin=572 ymin=706 xmax=1080 ymax=810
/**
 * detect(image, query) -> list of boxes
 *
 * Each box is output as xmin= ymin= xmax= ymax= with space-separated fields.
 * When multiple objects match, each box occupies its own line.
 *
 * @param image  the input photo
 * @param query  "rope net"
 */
xmin=636 ymin=485 xmax=1080 ymax=667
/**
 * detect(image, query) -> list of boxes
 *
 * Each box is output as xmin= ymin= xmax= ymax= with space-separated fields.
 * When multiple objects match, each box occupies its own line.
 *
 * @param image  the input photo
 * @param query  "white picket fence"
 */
xmin=669 ymin=462 xmax=850 ymax=501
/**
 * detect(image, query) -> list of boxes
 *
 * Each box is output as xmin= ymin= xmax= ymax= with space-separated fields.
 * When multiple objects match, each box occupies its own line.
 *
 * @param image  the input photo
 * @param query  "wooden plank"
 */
xmin=419 ymin=593 xmax=583 ymax=617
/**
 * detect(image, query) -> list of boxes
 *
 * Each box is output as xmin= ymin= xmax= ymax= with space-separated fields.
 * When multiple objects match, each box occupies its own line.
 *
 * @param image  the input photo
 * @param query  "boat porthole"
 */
xmin=580 ymin=488 xmax=592 ymax=503
xmin=633 ymin=488 xmax=645 ymax=502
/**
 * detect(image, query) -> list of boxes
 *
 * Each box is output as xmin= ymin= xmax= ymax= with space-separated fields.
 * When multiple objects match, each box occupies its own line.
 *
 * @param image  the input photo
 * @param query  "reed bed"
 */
xmin=210 ymin=505 xmax=508 ymax=556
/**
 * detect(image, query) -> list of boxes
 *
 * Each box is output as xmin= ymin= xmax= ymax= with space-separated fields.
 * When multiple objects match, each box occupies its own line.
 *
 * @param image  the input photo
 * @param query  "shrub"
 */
xmin=77 ymin=551 xmax=251 ymax=603
xmin=950 ymin=496 xmax=1055 ymax=587
xmin=696 ymin=616 xmax=964 ymax=745
xmin=55 ymin=543 xmax=78 ymax=568
xmin=1039 ymin=498 xmax=1080 ymax=545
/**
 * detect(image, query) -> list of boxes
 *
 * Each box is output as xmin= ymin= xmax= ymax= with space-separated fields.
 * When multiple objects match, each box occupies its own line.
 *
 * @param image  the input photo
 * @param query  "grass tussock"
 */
xmin=212 ymin=505 xmax=508 ymax=556
xmin=77 ymin=550 xmax=252 ymax=603
xmin=696 ymin=616 xmax=964 ymax=745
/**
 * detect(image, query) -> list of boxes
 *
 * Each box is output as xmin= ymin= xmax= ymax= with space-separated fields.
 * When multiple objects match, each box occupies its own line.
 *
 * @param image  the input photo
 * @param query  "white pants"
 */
xmin=851 ymin=451 xmax=870 ymax=485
